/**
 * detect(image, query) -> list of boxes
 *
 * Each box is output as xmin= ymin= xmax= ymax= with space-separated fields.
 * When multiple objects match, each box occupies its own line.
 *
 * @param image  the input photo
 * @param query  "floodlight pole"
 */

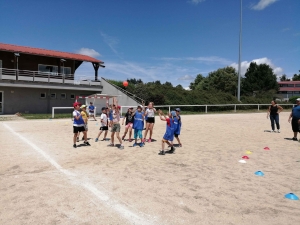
xmin=237 ymin=0 xmax=242 ymax=101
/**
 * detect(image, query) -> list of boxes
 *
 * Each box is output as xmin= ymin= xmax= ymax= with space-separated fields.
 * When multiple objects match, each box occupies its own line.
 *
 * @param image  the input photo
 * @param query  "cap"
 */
xmin=296 ymin=98 xmax=300 ymax=101
xmin=117 ymin=105 xmax=121 ymax=109
xmin=73 ymin=102 xmax=81 ymax=107
xmin=175 ymin=108 xmax=181 ymax=112
xmin=80 ymin=105 xmax=87 ymax=109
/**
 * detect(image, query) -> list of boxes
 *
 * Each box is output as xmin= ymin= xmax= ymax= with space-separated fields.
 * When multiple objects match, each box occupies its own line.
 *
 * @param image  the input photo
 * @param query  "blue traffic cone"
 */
xmin=254 ymin=171 xmax=264 ymax=176
xmin=285 ymin=193 xmax=299 ymax=200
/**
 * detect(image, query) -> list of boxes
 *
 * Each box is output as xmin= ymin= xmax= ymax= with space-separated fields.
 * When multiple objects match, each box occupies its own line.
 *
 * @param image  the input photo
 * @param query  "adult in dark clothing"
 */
xmin=267 ymin=100 xmax=283 ymax=133
xmin=288 ymin=98 xmax=300 ymax=141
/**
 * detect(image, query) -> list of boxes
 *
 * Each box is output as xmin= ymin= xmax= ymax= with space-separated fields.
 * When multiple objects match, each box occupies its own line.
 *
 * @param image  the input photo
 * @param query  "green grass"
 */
xmin=21 ymin=113 xmax=72 ymax=120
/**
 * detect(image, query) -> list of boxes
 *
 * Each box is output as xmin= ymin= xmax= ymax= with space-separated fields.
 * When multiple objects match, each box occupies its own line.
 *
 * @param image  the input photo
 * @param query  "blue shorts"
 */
xmin=163 ymin=130 xmax=174 ymax=142
xmin=134 ymin=129 xmax=143 ymax=139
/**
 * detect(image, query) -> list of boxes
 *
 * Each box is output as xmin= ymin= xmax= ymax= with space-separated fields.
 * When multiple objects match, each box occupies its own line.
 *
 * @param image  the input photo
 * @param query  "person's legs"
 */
xmin=144 ymin=123 xmax=150 ymax=141
xmin=104 ymin=130 xmax=108 ymax=140
xmin=122 ymin=126 xmax=128 ymax=140
xmin=291 ymin=119 xmax=298 ymax=140
xmin=73 ymin=133 xmax=77 ymax=145
xmin=149 ymin=123 xmax=154 ymax=141
xmin=116 ymin=132 xmax=122 ymax=144
xmin=128 ymin=127 xmax=132 ymax=141
xmin=111 ymin=131 xmax=115 ymax=144
xmin=274 ymin=114 xmax=280 ymax=130
xmin=270 ymin=115 xmax=275 ymax=131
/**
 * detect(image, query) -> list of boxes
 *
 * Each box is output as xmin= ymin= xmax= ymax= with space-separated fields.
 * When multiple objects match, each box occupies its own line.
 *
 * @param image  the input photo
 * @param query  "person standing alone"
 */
xmin=267 ymin=100 xmax=283 ymax=133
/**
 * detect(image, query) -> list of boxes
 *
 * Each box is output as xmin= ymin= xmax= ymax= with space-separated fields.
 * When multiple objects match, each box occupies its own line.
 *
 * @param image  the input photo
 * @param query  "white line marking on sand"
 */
xmin=4 ymin=123 xmax=155 ymax=225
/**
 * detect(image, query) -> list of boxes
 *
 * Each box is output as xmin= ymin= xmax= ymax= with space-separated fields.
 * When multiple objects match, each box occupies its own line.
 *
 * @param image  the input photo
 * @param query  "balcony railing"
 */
xmin=0 ymin=68 xmax=101 ymax=86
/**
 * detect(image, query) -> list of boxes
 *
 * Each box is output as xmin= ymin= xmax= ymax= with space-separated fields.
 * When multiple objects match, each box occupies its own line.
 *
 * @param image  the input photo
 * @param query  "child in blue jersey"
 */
xmin=106 ymin=101 xmax=115 ymax=128
xmin=132 ymin=105 xmax=145 ymax=147
xmin=173 ymin=108 xmax=182 ymax=147
xmin=158 ymin=109 xmax=175 ymax=155
xmin=73 ymin=102 xmax=90 ymax=148
xmin=88 ymin=102 xmax=97 ymax=121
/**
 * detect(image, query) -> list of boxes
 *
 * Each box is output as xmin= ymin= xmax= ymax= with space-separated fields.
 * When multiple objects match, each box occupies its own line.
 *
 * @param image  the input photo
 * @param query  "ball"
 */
xmin=123 ymin=81 xmax=128 ymax=87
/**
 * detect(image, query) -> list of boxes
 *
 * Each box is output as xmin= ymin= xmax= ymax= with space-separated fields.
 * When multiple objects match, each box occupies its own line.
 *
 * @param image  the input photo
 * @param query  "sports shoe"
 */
xmin=118 ymin=145 xmax=124 ymax=150
xmin=139 ymin=143 xmax=144 ymax=147
xmin=292 ymin=137 xmax=298 ymax=141
xmin=277 ymin=130 xmax=280 ymax=133
xmin=133 ymin=143 xmax=138 ymax=147
xmin=84 ymin=141 xmax=91 ymax=146
xmin=95 ymin=138 xmax=99 ymax=142
xmin=73 ymin=144 xmax=77 ymax=148
xmin=271 ymin=130 xmax=275 ymax=133
xmin=158 ymin=150 xmax=165 ymax=155
xmin=148 ymin=138 xmax=152 ymax=143
xmin=107 ymin=143 xmax=114 ymax=147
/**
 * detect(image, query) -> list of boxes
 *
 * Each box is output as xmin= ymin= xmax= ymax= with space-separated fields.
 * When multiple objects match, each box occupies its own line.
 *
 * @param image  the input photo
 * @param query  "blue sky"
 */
xmin=1 ymin=0 xmax=299 ymax=88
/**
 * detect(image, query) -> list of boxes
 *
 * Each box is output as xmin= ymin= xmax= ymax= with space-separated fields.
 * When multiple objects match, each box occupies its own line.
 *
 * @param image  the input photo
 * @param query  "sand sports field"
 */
xmin=0 ymin=112 xmax=299 ymax=225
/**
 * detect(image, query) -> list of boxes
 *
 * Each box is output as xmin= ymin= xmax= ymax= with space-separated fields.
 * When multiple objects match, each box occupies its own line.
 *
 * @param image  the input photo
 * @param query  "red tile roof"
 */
xmin=0 ymin=43 xmax=103 ymax=64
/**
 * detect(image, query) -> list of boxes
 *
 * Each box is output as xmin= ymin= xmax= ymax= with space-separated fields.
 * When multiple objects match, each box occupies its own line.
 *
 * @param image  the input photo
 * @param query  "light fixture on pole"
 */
xmin=60 ymin=59 xmax=66 ymax=75
xmin=237 ymin=0 xmax=242 ymax=102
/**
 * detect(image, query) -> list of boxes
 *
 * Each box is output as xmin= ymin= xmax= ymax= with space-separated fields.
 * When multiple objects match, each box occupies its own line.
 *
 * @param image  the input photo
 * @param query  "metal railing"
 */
xmin=102 ymin=77 xmax=144 ymax=103
xmin=0 ymin=68 xmax=101 ymax=86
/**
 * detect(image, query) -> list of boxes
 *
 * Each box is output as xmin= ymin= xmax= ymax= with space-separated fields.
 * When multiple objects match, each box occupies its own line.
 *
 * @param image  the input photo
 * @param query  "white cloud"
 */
xmin=187 ymin=0 xmax=206 ymax=5
xmin=251 ymin=0 xmax=279 ymax=10
xmin=76 ymin=48 xmax=101 ymax=58
xmin=100 ymin=32 xmax=120 ymax=56
xmin=230 ymin=57 xmax=283 ymax=76
xmin=178 ymin=75 xmax=195 ymax=80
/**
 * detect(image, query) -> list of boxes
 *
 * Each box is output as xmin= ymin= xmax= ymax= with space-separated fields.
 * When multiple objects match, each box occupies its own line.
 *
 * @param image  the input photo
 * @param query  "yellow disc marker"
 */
xmin=245 ymin=150 xmax=252 ymax=154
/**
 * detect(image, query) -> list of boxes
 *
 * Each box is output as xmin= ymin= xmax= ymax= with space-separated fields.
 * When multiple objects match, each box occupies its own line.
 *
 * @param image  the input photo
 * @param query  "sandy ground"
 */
xmin=0 ymin=112 xmax=299 ymax=225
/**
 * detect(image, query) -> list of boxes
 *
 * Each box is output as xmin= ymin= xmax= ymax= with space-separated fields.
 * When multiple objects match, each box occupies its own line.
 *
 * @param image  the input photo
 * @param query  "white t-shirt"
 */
xmin=100 ymin=113 xmax=108 ymax=127
xmin=146 ymin=108 xmax=155 ymax=117
xmin=112 ymin=110 xmax=120 ymax=123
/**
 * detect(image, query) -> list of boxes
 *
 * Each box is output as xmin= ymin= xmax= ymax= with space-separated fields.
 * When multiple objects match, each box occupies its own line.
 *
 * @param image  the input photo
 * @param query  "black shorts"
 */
xmin=73 ymin=126 xmax=85 ymax=133
xmin=146 ymin=117 xmax=155 ymax=123
xmin=291 ymin=119 xmax=300 ymax=132
xmin=174 ymin=133 xmax=179 ymax=138
xmin=100 ymin=126 xmax=108 ymax=131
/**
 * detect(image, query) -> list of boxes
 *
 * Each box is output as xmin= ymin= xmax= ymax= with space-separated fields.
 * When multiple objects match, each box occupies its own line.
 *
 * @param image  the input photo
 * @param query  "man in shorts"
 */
xmin=288 ymin=98 xmax=300 ymax=141
xmin=95 ymin=107 xmax=109 ymax=142
xmin=73 ymin=102 xmax=90 ymax=148
xmin=88 ymin=102 xmax=97 ymax=121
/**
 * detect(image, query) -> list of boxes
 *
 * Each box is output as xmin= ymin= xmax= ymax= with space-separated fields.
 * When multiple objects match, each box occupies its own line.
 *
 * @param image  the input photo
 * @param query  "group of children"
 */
xmin=72 ymin=98 xmax=182 ymax=154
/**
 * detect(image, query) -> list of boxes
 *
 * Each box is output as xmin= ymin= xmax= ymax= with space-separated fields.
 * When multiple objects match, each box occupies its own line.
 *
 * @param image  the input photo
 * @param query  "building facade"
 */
xmin=277 ymin=81 xmax=300 ymax=99
xmin=0 ymin=43 xmax=105 ymax=114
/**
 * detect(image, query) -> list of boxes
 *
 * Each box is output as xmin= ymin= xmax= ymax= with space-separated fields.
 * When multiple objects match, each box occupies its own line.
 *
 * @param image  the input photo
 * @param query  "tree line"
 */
xmin=108 ymin=63 xmax=298 ymax=106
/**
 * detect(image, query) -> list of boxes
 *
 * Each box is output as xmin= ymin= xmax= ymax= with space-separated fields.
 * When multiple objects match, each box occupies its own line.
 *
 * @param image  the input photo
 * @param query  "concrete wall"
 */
xmin=0 ymin=86 xmax=96 ymax=114
xmin=101 ymin=78 xmax=140 ymax=113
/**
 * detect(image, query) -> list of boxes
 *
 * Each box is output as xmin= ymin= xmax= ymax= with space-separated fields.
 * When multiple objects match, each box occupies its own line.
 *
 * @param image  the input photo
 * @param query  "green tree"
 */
xmin=280 ymin=74 xmax=290 ymax=81
xmin=189 ymin=74 xmax=204 ymax=90
xmin=292 ymin=70 xmax=300 ymax=81
xmin=195 ymin=67 xmax=238 ymax=95
xmin=242 ymin=62 xmax=278 ymax=94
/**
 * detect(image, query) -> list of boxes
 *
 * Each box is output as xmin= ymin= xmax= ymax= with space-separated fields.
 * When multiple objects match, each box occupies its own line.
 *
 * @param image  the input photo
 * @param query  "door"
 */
xmin=0 ymin=91 xmax=3 ymax=114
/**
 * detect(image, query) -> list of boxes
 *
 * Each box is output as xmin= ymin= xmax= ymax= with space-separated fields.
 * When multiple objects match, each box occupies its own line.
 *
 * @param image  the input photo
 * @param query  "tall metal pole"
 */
xmin=237 ymin=0 xmax=242 ymax=101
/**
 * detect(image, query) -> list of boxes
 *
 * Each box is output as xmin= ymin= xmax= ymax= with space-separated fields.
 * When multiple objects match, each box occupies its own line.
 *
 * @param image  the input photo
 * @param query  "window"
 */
xmin=61 ymin=93 xmax=66 ymax=99
xmin=294 ymin=91 xmax=300 ymax=94
xmin=280 ymin=84 xmax=288 ymax=87
xmin=50 ymin=93 xmax=56 ymax=99
xmin=295 ymin=84 xmax=300 ymax=87
xmin=70 ymin=94 xmax=75 ymax=99
xmin=288 ymin=84 xmax=294 ymax=87
xmin=38 ymin=64 xmax=71 ymax=75
xmin=40 ymin=93 xmax=46 ymax=98
xmin=287 ymin=91 xmax=293 ymax=94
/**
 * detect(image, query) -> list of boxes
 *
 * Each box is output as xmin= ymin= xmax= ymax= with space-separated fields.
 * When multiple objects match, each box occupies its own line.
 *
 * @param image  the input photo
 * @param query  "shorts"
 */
xmin=84 ymin=124 xmax=88 ymax=131
xmin=174 ymin=133 xmax=179 ymax=138
xmin=291 ymin=119 xmax=300 ymax=132
xmin=125 ymin=123 xmax=133 ymax=129
xmin=134 ymin=129 xmax=143 ymax=139
xmin=89 ymin=112 xmax=94 ymax=116
xmin=73 ymin=126 xmax=85 ymax=133
xmin=163 ymin=130 xmax=174 ymax=142
xmin=146 ymin=117 xmax=155 ymax=123
xmin=100 ymin=126 xmax=108 ymax=131
xmin=111 ymin=123 xmax=121 ymax=132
